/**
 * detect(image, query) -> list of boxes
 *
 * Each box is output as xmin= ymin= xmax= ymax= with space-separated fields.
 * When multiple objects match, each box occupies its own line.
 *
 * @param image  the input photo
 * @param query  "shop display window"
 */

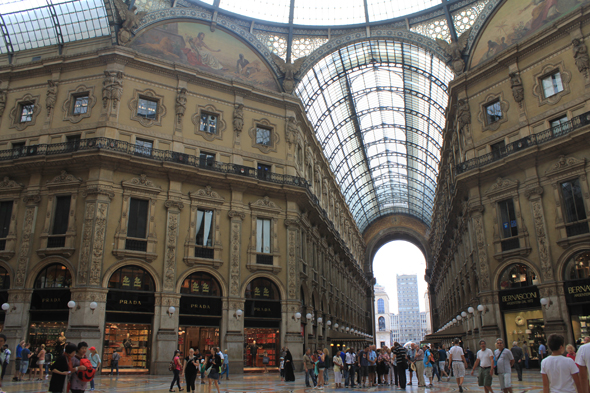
xmin=34 ymin=263 xmax=71 ymax=288
xmin=565 ymin=251 xmax=590 ymax=280
xmin=243 ymin=328 xmax=279 ymax=368
xmin=503 ymin=310 xmax=545 ymax=365
xmin=28 ymin=321 xmax=67 ymax=355
xmin=103 ymin=323 xmax=150 ymax=370
xmin=572 ymin=314 xmax=590 ymax=344
xmin=178 ymin=327 xmax=219 ymax=357
xmin=499 ymin=264 xmax=538 ymax=289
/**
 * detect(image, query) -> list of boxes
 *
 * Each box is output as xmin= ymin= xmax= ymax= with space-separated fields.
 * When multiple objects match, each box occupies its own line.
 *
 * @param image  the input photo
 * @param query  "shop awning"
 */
xmin=422 ymin=326 xmax=465 ymax=342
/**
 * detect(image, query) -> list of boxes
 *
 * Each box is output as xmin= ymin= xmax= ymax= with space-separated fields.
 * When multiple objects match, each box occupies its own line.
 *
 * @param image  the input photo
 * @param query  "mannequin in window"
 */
xmin=123 ymin=333 xmax=132 ymax=356
xmin=57 ymin=332 xmax=66 ymax=354
xmin=250 ymin=343 xmax=257 ymax=367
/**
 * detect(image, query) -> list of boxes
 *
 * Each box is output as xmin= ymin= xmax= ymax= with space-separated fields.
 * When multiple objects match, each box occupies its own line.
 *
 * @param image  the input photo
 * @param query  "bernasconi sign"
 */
xmin=499 ymin=286 xmax=541 ymax=311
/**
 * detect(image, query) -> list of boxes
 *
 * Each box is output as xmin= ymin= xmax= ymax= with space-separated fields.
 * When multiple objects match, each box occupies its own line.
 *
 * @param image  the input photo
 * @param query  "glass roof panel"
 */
xmin=296 ymin=39 xmax=453 ymax=231
xmin=294 ymin=0 xmax=366 ymax=25
xmin=220 ymin=0 xmax=291 ymax=23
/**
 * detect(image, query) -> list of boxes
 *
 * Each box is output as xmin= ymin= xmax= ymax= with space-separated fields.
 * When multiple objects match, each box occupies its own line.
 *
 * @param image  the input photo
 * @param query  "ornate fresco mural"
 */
xmin=471 ymin=0 xmax=590 ymax=67
xmin=130 ymin=22 xmax=279 ymax=92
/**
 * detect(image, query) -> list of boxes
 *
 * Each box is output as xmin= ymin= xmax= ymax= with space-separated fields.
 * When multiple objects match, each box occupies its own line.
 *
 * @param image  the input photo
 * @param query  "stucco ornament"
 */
xmin=46 ymin=80 xmax=58 ymax=116
xmin=102 ymin=71 xmax=123 ymax=109
xmin=175 ymin=88 xmax=187 ymax=124
xmin=271 ymin=54 xmax=307 ymax=94
xmin=233 ymin=103 xmax=244 ymax=133
xmin=572 ymin=38 xmax=590 ymax=77
xmin=113 ymin=0 xmax=147 ymax=45
xmin=285 ymin=116 xmax=300 ymax=145
xmin=510 ymin=72 xmax=525 ymax=106
xmin=436 ymin=29 xmax=471 ymax=75
xmin=0 ymin=89 xmax=6 ymax=117
xmin=455 ymin=99 xmax=471 ymax=132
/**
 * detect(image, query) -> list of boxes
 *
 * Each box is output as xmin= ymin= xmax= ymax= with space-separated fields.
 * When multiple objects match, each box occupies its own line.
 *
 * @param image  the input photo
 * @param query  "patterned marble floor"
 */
xmin=0 ymin=369 xmax=543 ymax=393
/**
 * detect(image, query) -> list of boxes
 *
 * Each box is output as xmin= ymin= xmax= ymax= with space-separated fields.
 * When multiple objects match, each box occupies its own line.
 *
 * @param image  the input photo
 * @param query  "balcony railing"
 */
xmin=125 ymin=238 xmax=147 ymax=252
xmin=194 ymin=246 xmax=214 ymax=259
xmin=0 ymin=239 xmax=5 ymax=251
xmin=500 ymin=237 xmax=520 ymax=252
xmin=256 ymin=254 xmax=273 ymax=265
xmin=47 ymin=236 xmax=66 ymax=248
xmin=565 ymin=221 xmax=590 ymax=237
xmin=457 ymin=111 xmax=590 ymax=174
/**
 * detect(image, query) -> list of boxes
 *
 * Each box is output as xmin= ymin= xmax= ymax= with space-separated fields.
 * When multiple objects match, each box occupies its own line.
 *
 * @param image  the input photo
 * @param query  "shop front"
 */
xmin=178 ymin=272 xmax=222 ymax=356
xmin=243 ymin=278 xmax=281 ymax=370
xmin=498 ymin=263 xmax=544 ymax=368
xmin=103 ymin=266 xmax=155 ymax=373
xmin=0 ymin=266 xmax=9 ymax=331
xmin=29 ymin=263 xmax=72 ymax=354
xmin=563 ymin=250 xmax=590 ymax=346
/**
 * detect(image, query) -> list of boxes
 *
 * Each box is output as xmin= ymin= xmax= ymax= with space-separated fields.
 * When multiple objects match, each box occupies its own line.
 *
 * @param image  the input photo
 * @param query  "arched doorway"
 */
xmin=243 ymin=277 xmax=281 ymax=370
xmin=562 ymin=250 xmax=590 ymax=343
xmin=497 ymin=262 xmax=543 ymax=367
xmin=0 ymin=266 xmax=9 ymax=331
xmin=29 ymin=263 xmax=72 ymax=355
xmin=104 ymin=265 xmax=155 ymax=373
xmin=178 ymin=272 xmax=222 ymax=356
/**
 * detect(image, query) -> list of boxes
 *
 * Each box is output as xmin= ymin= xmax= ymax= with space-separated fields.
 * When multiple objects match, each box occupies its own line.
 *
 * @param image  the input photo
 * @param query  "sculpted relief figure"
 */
xmin=285 ymin=116 xmax=300 ymax=146
xmin=572 ymin=38 xmax=590 ymax=77
xmin=113 ymin=0 xmax=147 ymax=45
xmin=271 ymin=54 xmax=307 ymax=94
xmin=46 ymin=80 xmax=58 ymax=116
xmin=455 ymin=98 xmax=471 ymax=131
xmin=175 ymin=88 xmax=187 ymax=124
xmin=436 ymin=28 xmax=471 ymax=75
xmin=509 ymin=72 xmax=524 ymax=106
xmin=0 ymin=89 xmax=7 ymax=117
xmin=233 ymin=103 xmax=244 ymax=133
xmin=102 ymin=71 xmax=123 ymax=110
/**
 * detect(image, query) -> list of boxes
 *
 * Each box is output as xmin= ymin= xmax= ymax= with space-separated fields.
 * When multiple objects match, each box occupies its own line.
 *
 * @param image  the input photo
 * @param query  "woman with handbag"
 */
xmin=205 ymin=348 xmax=221 ymax=393
xmin=316 ymin=348 xmax=327 ymax=390
xmin=261 ymin=350 xmax=269 ymax=373
xmin=169 ymin=350 xmax=183 ymax=392
xmin=182 ymin=348 xmax=198 ymax=393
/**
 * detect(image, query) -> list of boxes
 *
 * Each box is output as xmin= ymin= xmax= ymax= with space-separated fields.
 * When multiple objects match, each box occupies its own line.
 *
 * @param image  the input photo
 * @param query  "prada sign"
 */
xmin=180 ymin=296 xmax=222 ymax=316
xmin=564 ymin=278 xmax=590 ymax=304
xmin=499 ymin=286 xmax=541 ymax=311
xmin=107 ymin=290 xmax=155 ymax=313
xmin=31 ymin=289 xmax=71 ymax=311
xmin=245 ymin=299 xmax=281 ymax=318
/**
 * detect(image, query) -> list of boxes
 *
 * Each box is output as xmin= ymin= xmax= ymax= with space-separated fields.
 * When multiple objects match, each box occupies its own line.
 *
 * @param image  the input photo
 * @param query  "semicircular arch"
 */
xmin=101 ymin=260 xmax=162 ymax=293
xmin=240 ymin=272 xmax=286 ymax=302
xmin=492 ymin=258 xmax=542 ymax=292
xmin=26 ymin=256 xmax=77 ymax=289
xmin=175 ymin=267 xmax=228 ymax=298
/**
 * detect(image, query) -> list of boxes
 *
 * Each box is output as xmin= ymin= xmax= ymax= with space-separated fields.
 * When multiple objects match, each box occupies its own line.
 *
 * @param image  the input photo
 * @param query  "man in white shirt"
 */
xmin=576 ymin=341 xmax=590 ymax=393
xmin=542 ymin=334 xmax=582 ymax=393
xmin=494 ymin=338 xmax=515 ymax=393
xmin=471 ymin=340 xmax=494 ymax=393
xmin=449 ymin=338 xmax=468 ymax=393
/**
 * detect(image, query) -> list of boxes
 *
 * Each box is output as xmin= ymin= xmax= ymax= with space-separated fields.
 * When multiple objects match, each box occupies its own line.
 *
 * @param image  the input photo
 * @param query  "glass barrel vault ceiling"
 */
xmin=209 ymin=0 xmax=440 ymax=25
xmin=296 ymin=40 xmax=454 ymax=231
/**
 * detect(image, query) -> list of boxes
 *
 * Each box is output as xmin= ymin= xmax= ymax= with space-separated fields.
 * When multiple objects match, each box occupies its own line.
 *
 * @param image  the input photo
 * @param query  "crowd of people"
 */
xmin=167 ymin=346 xmax=230 ymax=393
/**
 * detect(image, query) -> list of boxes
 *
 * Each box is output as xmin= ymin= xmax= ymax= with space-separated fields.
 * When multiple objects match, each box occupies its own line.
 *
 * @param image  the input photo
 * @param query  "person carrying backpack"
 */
xmin=88 ymin=347 xmax=101 ymax=391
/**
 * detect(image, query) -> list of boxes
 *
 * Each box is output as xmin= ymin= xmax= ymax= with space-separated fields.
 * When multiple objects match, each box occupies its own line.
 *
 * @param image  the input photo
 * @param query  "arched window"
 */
xmin=377 ymin=298 xmax=385 ymax=314
xmin=378 ymin=316 xmax=386 ymax=331
xmin=564 ymin=250 xmax=590 ymax=280
xmin=499 ymin=263 xmax=537 ymax=289
xmin=0 ymin=266 xmax=9 ymax=290
xmin=108 ymin=265 xmax=154 ymax=291
xmin=34 ymin=263 xmax=71 ymax=288
xmin=246 ymin=278 xmax=280 ymax=301
xmin=180 ymin=272 xmax=221 ymax=296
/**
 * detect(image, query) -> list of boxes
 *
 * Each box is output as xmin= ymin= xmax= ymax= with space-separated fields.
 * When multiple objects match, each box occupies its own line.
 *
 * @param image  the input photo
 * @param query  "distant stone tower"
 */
xmin=375 ymin=284 xmax=391 ymax=348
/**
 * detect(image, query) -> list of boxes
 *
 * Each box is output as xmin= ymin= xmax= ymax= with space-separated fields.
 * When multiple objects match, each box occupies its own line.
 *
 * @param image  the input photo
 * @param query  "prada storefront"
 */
xmin=178 ymin=272 xmax=221 ymax=356
xmin=563 ymin=250 xmax=590 ymax=345
xmin=498 ymin=263 xmax=544 ymax=367
xmin=103 ymin=266 xmax=155 ymax=372
xmin=244 ymin=278 xmax=281 ymax=369
xmin=29 ymin=263 xmax=72 ymax=354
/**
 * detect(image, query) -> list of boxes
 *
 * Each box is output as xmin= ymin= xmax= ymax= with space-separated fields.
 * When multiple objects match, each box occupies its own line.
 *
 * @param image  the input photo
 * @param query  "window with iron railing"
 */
xmin=550 ymin=115 xmax=569 ymax=137
xmin=561 ymin=178 xmax=589 ymax=237
xmin=135 ymin=138 xmax=153 ymax=157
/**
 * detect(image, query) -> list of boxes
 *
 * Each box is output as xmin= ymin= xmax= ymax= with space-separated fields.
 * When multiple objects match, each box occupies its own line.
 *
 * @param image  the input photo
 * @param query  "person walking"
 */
xmin=20 ymin=343 xmax=31 ymax=382
xmin=510 ymin=342 xmax=524 ymax=382
xmin=13 ymin=340 xmax=24 ymax=382
xmin=182 ymin=348 xmax=198 ymax=393
xmin=169 ymin=349 xmax=183 ymax=392
xmin=449 ymin=338 xmax=468 ymax=392
xmin=438 ymin=344 xmax=449 ymax=379
xmin=70 ymin=342 xmax=89 ymax=393
xmin=35 ymin=344 xmax=46 ymax=381
xmin=303 ymin=348 xmax=316 ymax=388
xmin=284 ymin=348 xmax=295 ymax=382
xmin=333 ymin=350 xmax=343 ymax=388
xmin=391 ymin=345 xmax=399 ymax=387
xmin=206 ymin=348 xmax=221 ymax=393
xmin=431 ymin=344 xmax=441 ymax=383
xmin=471 ymin=340 xmax=494 ymax=393
xmin=345 ymin=348 xmax=356 ymax=388
xmin=541 ymin=334 xmax=582 ymax=393
xmin=423 ymin=344 xmax=435 ymax=388
xmin=48 ymin=343 xmax=77 ymax=393
xmin=538 ymin=341 xmax=547 ymax=362
xmin=88 ymin=346 xmax=101 ymax=391
xmin=110 ymin=350 xmax=120 ymax=376
xmin=1 ymin=344 xmax=10 ymax=381
xmin=316 ymin=347 xmax=327 ymax=390
xmin=521 ymin=343 xmax=530 ymax=369
xmin=219 ymin=349 xmax=229 ymax=380
xmin=494 ymin=338 xmax=515 ymax=393
xmin=394 ymin=342 xmax=408 ymax=389
xmin=414 ymin=343 xmax=426 ymax=387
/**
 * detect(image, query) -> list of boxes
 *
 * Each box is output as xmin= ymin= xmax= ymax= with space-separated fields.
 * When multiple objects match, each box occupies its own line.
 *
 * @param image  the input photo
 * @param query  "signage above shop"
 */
xmin=499 ymin=286 xmax=541 ymax=311
xmin=245 ymin=299 xmax=281 ymax=319
xmin=107 ymin=290 xmax=155 ymax=313
xmin=180 ymin=296 xmax=222 ymax=317
xmin=30 ymin=289 xmax=71 ymax=311
xmin=564 ymin=278 xmax=590 ymax=304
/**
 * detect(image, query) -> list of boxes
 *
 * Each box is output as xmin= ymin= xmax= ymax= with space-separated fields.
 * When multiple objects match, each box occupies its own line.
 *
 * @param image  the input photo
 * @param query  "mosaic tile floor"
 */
xmin=0 ymin=369 xmax=544 ymax=393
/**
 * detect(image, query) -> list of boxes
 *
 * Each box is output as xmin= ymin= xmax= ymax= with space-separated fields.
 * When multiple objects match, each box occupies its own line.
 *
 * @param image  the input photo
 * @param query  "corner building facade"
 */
xmin=0 ymin=18 xmax=372 ymax=374
xmin=428 ymin=1 xmax=590 ymax=365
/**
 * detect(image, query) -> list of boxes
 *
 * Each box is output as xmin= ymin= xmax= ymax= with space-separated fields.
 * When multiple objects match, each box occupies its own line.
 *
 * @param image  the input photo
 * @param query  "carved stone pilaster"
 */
xmin=228 ymin=210 xmax=244 ymax=297
xmin=163 ymin=200 xmax=183 ymax=292
xmin=471 ymin=211 xmax=490 ymax=291
xmin=14 ymin=195 xmax=40 ymax=288
xmin=285 ymin=219 xmax=300 ymax=300
xmin=529 ymin=194 xmax=554 ymax=281
xmin=78 ymin=198 xmax=110 ymax=287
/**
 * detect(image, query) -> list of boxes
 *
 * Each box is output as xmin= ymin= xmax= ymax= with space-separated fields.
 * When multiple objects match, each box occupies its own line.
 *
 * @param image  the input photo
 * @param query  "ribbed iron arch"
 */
xmin=296 ymin=39 xmax=454 ymax=231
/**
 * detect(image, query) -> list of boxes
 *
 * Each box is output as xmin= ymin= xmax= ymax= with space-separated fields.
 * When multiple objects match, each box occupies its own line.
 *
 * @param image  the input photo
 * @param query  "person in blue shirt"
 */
xmin=423 ymin=344 xmax=435 ymax=388
xmin=13 ymin=340 xmax=24 ymax=382
xmin=359 ymin=345 xmax=369 ymax=388
xmin=368 ymin=345 xmax=377 ymax=387
xmin=20 ymin=343 xmax=31 ymax=381
xmin=438 ymin=345 xmax=449 ymax=379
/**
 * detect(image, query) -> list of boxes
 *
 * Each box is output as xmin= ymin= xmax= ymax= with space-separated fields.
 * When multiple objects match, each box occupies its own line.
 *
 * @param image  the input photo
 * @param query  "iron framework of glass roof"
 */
xmin=296 ymin=40 xmax=454 ymax=231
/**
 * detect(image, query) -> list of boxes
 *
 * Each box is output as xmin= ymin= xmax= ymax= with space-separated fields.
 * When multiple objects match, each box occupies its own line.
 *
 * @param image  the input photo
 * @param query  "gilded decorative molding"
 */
xmin=0 ymin=176 xmax=23 ymax=191
xmin=572 ymin=38 xmax=590 ymax=78
xmin=14 ymin=205 xmax=37 ymax=288
xmin=525 ymin=186 xmax=544 ymax=200
xmin=164 ymin=200 xmax=185 ymax=211
xmin=102 ymin=71 xmax=123 ymax=110
xmin=45 ymin=80 xmax=58 ymax=118
xmin=190 ymin=186 xmax=225 ymax=204
xmin=122 ymin=174 xmax=162 ymax=194
xmin=22 ymin=195 xmax=41 ymax=205
xmin=229 ymin=218 xmax=242 ymax=297
xmin=250 ymin=196 xmax=282 ymax=213
xmin=287 ymin=224 xmax=297 ymax=299
xmin=175 ymin=88 xmax=187 ymax=125
xmin=472 ymin=214 xmax=490 ymax=290
xmin=544 ymin=155 xmax=585 ymax=178
xmin=484 ymin=177 xmax=519 ymax=201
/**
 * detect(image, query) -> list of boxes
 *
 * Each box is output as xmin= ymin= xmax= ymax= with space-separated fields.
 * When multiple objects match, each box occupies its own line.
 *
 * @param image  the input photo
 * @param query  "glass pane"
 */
xmin=20 ymin=103 xmax=34 ymax=122
xmin=137 ymin=98 xmax=157 ymax=119
xmin=127 ymin=198 xmax=149 ymax=238
xmin=200 ymin=113 xmax=217 ymax=133
xmin=256 ymin=128 xmax=271 ymax=146
xmin=73 ymin=96 xmax=89 ymax=115
xmin=485 ymin=101 xmax=502 ymax=124
xmin=52 ymin=195 xmax=71 ymax=235
xmin=0 ymin=201 xmax=13 ymax=238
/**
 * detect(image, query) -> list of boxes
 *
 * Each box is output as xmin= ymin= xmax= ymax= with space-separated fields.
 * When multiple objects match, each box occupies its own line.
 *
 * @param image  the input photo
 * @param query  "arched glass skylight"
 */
xmin=296 ymin=40 xmax=454 ymax=231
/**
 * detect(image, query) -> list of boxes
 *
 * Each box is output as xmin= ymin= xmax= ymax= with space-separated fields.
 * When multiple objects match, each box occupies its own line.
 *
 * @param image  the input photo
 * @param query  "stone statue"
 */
xmin=509 ymin=72 xmax=524 ymax=106
xmin=270 ymin=54 xmax=307 ymax=94
xmin=175 ymin=88 xmax=187 ymax=124
xmin=455 ymin=98 xmax=471 ymax=131
xmin=113 ymin=0 xmax=147 ymax=45
xmin=102 ymin=71 xmax=124 ymax=109
xmin=436 ymin=28 xmax=471 ymax=75
xmin=233 ymin=103 xmax=244 ymax=133
xmin=0 ymin=89 xmax=6 ymax=117
xmin=46 ymin=80 xmax=58 ymax=115
xmin=285 ymin=116 xmax=299 ymax=145
xmin=572 ymin=38 xmax=590 ymax=77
